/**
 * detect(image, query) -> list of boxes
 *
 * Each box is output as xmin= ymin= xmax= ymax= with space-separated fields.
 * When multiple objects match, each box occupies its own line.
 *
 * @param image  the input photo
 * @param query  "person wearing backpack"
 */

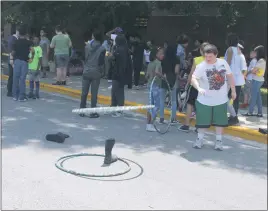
xmin=79 ymin=29 xmax=106 ymax=118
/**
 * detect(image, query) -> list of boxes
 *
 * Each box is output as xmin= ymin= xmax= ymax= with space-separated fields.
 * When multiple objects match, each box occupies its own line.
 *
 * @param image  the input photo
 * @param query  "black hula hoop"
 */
xmin=55 ymin=153 xmax=131 ymax=177
xmin=149 ymin=76 xmax=172 ymax=134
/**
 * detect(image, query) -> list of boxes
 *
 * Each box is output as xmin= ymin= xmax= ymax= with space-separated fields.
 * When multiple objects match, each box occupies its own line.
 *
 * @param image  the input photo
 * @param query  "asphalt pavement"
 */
xmin=2 ymin=85 xmax=267 ymax=210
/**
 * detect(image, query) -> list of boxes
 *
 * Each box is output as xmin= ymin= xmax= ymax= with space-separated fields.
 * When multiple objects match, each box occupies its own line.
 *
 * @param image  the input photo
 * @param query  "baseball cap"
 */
xmin=115 ymin=27 xmax=123 ymax=33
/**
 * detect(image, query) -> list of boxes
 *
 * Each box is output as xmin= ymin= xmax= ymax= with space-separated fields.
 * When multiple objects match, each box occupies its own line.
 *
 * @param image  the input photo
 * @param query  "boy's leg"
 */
xmin=28 ymin=70 xmax=35 ymax=98
xmin=117 ymin=82 xmax=125 ymax=106
xmin=90 ymin=77 xmax=100 ymax=108
xmin=159 ymin=88 xmax=166 ymax=120
xmin=193 ymin=101 xmax=212 ymax=148
xmin=7 ymin=62 xmax=14 ymax=96
xmin=111 ymin=80 xmax=118 ymax=107
xmin=35 ymin=70 xmax=41 ymax=98
xmin=80 ymin=78 xmax=91 ymax=108
xmin=18 ymin=60 xmax=29 ymax=101
xmin=12 ymin=60 xmax=21 ymax=100
xmin=171 ymin=87 xmax=178 ymax=120
xmin=212 ymin=102 xmax=228 ymax=151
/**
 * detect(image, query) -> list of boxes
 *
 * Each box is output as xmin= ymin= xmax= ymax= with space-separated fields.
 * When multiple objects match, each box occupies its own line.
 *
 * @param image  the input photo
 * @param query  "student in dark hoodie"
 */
xmin=110 ymin=34 xmax=132 ymax=117
xmin=79 ymin=29 xmax=106 ymax=118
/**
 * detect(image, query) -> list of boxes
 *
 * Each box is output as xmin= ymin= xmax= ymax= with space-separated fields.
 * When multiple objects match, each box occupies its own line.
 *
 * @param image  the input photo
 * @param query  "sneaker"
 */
xmin=19 ymin=98 xmax=28 ymax=102
xmin=159 ymin=118 xmax=166 ymax=124
xmin=228 ymin=116 xmax=239 ymax=126
xmin=256 ymin=114 xmax=263 ymax=118
xmin=178 ymin=125 xmax=190 ymax=132
xmin=108 ymin=85 xmax=112 ymax=89
xmin=214 ymin=140 xmax=223 ymax=151
xmin=28 ymin=92 xmax=34 ymax=99
xmin=35 ymin=93 xmax=40 ymax=99
xmin=170 ymin=119 xmax=179 ymax=125
xmin=13 ymin=97 xmax=18 ymax=101
xmin=112 ymin=112 xmax=123 ymax=118
xmin=89 ymin=112 xmax=100 ymax=118
xmin=193 ymin=138 xmax=203 ymax=149
xmin=52 ymin=81 xmax=61 ymax=85
xmin=146 ymin=124 xmax=157 ymax=132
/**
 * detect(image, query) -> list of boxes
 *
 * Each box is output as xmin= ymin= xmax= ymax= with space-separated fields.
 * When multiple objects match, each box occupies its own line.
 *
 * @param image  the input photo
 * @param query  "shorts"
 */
xmin=148 ymin=84 xmax=161 ymax=118
xmin=28 ymin=69 xmax=40 ymax=82
xmin=186 ymin=85 xmax=198 ymax=106
xmin=243 ymin=80 xmax=252 ymax=95
xmin=55 ymin=54 xmax=69 ymax=68
xmin=195 ymin=101 xmax=228 ymax=128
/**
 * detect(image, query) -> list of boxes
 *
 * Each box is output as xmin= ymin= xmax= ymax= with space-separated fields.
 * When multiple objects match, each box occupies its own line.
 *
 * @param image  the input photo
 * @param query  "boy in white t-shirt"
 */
xmin=191 ymin=44 xmax=236 ymax=151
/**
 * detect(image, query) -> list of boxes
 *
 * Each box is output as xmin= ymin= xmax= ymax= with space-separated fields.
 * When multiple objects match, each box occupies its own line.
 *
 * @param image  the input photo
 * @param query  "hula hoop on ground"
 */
xmin=149 ymin=76 xmax=172 ymax=134
xmin=55 ymin=153 xmax=131 ymax=177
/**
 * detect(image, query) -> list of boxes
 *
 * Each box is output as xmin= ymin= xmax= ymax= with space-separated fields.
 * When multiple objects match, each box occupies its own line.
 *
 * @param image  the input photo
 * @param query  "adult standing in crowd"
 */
xmin=243 ymin=45 xmax=266 ymax=117
xmin=12 ymin=25 xmax=33 ymax=101
xmin=50 ymin=25 xmax=72 ymax=85
xmin=39 ymin=27 xmax=50 ymax=78
xmin=227 ymin=40 xmax=247 ymax=125
xmin=106 ymin=27 xmax=124 ymax=89
xmin=6 ymin=27 xmax=19 ymax=97
xmin=176 ymin=34 xmax=189 ymax=75
xmin=160 ymin=44 xmax=180 ymax=124
xmin=132 ymin=34 xmax=144 ymax=89
xmin=179 ymin=42 xmax=209 ymax=132
xmin=110 ymin=34 xmax=132 ymax=117
xmin=79 ymin=29 xmax=106 ymax=118
xmin=224 ymin=34 xmax=245 ymax=124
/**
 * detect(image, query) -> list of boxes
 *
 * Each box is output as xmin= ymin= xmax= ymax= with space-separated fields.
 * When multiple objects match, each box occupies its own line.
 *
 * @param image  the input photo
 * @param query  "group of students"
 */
xmin=145 ymin=34 xmax=266 ymax=151
xmin=6 ymin=25 xmax=72 ymax=101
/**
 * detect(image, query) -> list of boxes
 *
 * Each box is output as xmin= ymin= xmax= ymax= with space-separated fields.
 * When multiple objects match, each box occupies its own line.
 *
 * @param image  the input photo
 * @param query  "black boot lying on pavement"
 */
xmin=46 ymin=132 xmax=70 ymax=143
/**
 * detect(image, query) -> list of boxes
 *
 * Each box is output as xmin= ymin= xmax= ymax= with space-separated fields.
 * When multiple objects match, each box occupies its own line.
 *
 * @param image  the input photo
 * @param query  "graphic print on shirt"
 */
xmin=206 ymin=65 xmax=226 ymax=90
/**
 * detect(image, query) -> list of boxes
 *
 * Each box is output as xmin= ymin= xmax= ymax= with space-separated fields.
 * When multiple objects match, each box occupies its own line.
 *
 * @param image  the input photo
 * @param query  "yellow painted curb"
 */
xmin=2 ymin=74 xmax=267 ymax=144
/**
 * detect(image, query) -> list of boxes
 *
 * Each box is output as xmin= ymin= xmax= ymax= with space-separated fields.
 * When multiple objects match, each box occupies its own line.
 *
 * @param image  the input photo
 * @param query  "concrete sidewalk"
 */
xmin=1 ymin=72 xmax=267 ymax=144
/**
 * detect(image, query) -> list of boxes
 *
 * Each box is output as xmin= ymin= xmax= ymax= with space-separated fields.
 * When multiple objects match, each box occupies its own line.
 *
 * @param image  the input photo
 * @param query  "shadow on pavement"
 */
xmin=2 ymin=86 xmax=267 ymax=179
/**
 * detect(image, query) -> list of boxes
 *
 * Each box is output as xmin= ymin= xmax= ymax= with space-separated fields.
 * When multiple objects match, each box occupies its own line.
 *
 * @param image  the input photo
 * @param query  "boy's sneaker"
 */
xmin=28 ymin=92 xmax=34 ymax=99
xmin=146 ymin=124 xmax=157 ymax=132
xmin=192 ymin=138 xmax=203 ymax=149
xmin=108 ymin=85 xmax=112 ymax=89
xmin=13 ymin=97 xmax=18 ymax=101
xmin=214 ymin=140 xmax=223 ymax=151
xmin=89 ymin=112 xmax=100 ymax=118
xmin=35 ymin=93 xmax=40 ymax=99
xmin=178 ymin=125 xmax=190 ymax=132
xmin=228 ymin=116 xmax=239 ymax=126
xmin=112 ymin=111 xmax=123 ymax=118
xmin=19 ymin=98 xmax=28 ymax=102
xmin=159 ymin=118 xmax=166 ymax=124
xmin=170 ymin=119 xmax=179 ymax=125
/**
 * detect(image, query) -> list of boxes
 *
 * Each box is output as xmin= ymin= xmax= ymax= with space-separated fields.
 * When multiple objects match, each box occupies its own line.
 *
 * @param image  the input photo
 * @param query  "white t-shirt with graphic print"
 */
xmin=193 ymin=58 xmax=232 ymax=106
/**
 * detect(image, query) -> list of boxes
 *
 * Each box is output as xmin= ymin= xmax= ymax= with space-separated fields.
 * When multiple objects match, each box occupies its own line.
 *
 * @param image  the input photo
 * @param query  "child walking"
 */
xmin=28 ymin=36 xmax=42 ymax=99
xmin=145 ymin=47 xmax=165 ymax=132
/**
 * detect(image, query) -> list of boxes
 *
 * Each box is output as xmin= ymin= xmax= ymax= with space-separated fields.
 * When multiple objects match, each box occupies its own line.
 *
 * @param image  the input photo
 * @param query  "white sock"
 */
xmin=198 ymin=132 xmax=205 ymax=140
xmin=216 ymin=134 xmax=222 ymax=141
